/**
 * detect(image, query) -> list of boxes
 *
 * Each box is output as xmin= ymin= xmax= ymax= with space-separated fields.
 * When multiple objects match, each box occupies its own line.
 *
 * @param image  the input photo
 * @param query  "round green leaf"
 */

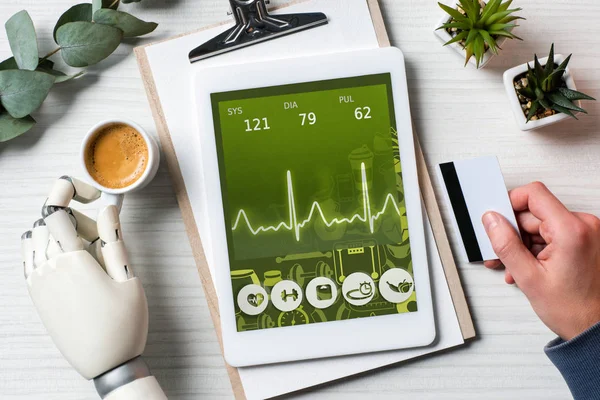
xmin=0 ymin=109 xmax=36 ymax=142
xmin=0 ymin=70 xmax=55 ymax=119
xmin=53 ymin=4 xmax=93 ymax=43
xmin=3 ymin=57 xmax=74 ymax=80
xmin=93 ymin=9 xmax=158 ymax=38
xmin=0 ymin=57 xmax=19 ymax=71
xmin=56 ymin=21 xmax=123 ymax=68
xmin=92 ymin=0 xmax=103 ymax=17
xmin=5 ymin=10 xmax=39 ymax=71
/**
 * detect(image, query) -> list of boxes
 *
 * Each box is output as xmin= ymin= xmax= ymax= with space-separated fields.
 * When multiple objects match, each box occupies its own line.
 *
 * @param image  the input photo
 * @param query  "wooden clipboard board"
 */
xmin=134 ymin=1 xmax=475 ymax=398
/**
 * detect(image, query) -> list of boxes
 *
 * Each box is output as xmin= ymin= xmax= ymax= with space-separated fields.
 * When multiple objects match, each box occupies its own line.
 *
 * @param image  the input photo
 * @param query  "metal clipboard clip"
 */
xmin=188 ymin=0 xmax=328 ymax=63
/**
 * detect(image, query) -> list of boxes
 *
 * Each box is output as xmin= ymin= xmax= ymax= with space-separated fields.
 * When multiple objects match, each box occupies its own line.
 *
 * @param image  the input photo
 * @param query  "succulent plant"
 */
xmin=437 ymin=0 xmax=524 ymax=67
xmin=518 ymin=44 xmax=596 ymax=121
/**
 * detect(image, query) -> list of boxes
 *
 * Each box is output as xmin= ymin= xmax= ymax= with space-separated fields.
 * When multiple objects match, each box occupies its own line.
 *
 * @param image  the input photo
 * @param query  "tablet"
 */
xmin=193 ymin=47 xmax=435 ymax=367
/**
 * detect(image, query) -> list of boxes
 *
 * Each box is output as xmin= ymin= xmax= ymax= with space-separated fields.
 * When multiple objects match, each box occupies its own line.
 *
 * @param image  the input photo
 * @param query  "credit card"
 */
xmin=437 ymin=156 xmax=519 ymax=262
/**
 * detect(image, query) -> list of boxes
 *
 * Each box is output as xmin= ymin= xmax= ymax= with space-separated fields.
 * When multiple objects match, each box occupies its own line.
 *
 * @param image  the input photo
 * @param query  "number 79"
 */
xmin=299 ymin=112 xmax=317 ymax=126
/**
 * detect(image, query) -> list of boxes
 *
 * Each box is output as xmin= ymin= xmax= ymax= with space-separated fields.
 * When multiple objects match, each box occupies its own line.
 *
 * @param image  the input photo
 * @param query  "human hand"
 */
xmin=482 ymin=182 xmax=600 ymax=341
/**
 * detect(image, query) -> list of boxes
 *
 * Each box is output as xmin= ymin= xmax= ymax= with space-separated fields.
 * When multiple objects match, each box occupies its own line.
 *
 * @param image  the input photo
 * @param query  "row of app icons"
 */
xmin=237 ymin=268 xmax=414 ymax=316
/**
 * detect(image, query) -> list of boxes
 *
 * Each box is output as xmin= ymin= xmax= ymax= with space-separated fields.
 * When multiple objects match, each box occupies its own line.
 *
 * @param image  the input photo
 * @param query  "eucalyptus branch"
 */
xmin=42 ymin=47 xmax=61 ymax=60
xmin=0 ymin=1 xmax=158 ymax=142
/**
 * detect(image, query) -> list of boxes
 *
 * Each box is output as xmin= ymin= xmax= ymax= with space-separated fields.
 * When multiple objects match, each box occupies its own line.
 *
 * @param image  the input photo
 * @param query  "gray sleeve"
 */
xmin=545 ymin=321 xmax=600 ymax=400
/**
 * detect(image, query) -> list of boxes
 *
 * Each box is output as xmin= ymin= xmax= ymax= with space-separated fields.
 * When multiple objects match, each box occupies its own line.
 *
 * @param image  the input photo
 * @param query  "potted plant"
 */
xmin=503 ymin=44 xmax=596 ymax=131
xmin=434 ymin=0 xmax=523 ymax=68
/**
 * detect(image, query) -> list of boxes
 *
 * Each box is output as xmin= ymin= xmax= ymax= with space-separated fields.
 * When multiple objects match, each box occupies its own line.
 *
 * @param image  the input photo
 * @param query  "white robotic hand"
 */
xmin=22 ymin=176 xmax=167 ymax=400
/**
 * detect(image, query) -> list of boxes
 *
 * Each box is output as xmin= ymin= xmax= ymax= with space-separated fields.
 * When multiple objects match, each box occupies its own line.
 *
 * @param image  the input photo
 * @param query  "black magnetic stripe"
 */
xmin=439 ymin=162 xmax=483 ymax=262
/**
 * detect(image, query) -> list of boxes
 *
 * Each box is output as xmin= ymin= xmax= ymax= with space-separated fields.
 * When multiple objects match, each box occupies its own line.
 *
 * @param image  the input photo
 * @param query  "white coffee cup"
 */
xmin=80 ymin=119 xmax=160 ymax=210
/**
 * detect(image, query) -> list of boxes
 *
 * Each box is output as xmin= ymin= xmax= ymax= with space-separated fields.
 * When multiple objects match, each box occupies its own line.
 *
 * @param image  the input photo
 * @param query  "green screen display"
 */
xmin=211 ymin=74 xmax=417 ymax=332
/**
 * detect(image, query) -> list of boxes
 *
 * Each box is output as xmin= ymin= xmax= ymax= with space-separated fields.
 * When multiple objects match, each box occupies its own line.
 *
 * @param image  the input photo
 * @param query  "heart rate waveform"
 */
xmin=232 ymin=162 xmax=401 ymax=241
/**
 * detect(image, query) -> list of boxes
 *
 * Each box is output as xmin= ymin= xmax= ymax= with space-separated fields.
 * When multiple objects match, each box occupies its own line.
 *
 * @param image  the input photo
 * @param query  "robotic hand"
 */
xmin=21 ymin=176 xmax=167 ymax=400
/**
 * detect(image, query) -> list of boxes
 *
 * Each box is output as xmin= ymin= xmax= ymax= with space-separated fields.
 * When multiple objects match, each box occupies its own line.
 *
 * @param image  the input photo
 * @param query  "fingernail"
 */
xmin=482 ymin=212 xmax=499 ymax=232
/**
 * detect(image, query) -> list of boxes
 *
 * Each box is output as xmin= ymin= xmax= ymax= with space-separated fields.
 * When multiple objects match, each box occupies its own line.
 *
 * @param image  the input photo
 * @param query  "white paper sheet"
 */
xmin=144 ymin=1 xmax=464 ymax=398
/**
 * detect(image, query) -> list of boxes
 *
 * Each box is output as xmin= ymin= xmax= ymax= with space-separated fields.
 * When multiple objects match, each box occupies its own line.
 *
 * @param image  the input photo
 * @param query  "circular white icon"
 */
xmin=306 ymin=277 xmax=338 ymax=309
xmin=379 ymin=268 xmax=414 ymax=304
xmin=237 ymin=284 xmax=269 ymax=316
xmin=342 ymin=272 xmax=375 ymax=306
xmin=271 ymin=280 xmax=303 ymax=312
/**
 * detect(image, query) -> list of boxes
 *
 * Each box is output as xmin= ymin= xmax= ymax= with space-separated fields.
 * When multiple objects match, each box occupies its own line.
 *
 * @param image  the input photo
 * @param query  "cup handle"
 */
xmin=101 ymin=193 xmax=125 ymax=214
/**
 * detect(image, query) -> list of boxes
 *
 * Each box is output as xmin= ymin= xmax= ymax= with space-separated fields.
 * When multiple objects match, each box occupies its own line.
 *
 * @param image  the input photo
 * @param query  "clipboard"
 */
xmin=134 ymin=1 xmax=475 ymax=398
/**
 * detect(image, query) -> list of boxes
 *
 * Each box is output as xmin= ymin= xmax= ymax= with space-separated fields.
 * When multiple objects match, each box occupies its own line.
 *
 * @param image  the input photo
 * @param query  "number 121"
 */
xmin=245 ymin=118 xmax=270 ymax=132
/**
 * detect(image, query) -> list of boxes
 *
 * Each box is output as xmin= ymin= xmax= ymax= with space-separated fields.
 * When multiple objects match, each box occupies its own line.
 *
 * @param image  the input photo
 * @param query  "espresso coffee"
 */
xmin=84 ymin=123 xmax=148 ymax=189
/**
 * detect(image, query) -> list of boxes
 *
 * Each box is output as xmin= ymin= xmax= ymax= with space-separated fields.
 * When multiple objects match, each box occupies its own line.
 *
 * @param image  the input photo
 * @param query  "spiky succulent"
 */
xmin=518 ymin=44 xmax=596 ymax=121
xmin=438 ymin=0 xmax=523 ymax=68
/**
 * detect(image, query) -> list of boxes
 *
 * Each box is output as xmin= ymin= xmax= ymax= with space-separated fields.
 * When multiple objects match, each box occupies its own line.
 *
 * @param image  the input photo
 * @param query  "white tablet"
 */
xmin=193 ymin=47 xmax=435 ymax=367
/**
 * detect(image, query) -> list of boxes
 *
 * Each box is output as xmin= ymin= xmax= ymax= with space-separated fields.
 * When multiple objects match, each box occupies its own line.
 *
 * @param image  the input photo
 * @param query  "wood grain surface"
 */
xmin=2 ymin=1 xmax=599 ymax=399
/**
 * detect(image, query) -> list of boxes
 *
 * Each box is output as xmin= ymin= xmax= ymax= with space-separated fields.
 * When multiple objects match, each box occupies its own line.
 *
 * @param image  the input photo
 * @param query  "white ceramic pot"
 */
xmin=433 ymin=13 xmax=512 ymax=69
xmin=503 ymin=55 xmax=579 ymax=131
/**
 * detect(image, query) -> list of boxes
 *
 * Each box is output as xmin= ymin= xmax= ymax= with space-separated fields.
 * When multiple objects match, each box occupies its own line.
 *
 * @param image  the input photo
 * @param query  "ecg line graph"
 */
xmin=232 ymin=163 xmax=402 ymax=242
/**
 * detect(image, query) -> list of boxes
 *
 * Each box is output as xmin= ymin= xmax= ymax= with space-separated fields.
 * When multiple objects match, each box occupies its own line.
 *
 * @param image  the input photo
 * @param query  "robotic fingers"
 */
xmin=98 ymin=205 xmax=132 ymax=282
xmin=45 ymin=175 xmax=101 ymax=207
xmin=23 ymin=176 xmax=132 ymax=282
xmin=20 ymin=231 xmax=34 ymax=279
xmin=32 ymin=219 xmax=51 ymax=267
xmin=43 ymin=207 xmax=86 ymax=253
xmin=21 ymin=176 xmax=166 ymax=399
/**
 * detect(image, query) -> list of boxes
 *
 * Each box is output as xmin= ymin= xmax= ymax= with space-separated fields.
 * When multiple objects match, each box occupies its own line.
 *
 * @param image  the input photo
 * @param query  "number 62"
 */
xmin=354 ymin=107 xmax=372 ymax=120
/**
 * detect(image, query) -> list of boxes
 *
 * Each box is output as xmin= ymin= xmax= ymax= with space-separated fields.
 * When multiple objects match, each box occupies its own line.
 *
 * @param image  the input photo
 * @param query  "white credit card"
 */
xmin=437 ymin=156 xmax=519 ymax=262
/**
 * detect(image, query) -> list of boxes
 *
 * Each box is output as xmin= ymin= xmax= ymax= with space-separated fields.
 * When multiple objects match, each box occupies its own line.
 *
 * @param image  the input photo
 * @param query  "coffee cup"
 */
xmin=80 ymin=119 xmax=160 ymax=209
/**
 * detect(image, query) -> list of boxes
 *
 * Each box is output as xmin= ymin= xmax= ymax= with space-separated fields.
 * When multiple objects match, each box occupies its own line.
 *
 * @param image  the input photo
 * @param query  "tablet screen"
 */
xmin=211 ymin=74 xmax=417 ymax=332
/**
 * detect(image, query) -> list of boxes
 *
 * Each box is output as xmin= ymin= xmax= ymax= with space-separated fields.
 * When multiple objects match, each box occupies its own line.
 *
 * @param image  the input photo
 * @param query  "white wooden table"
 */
xmin=1 ymin=1 xmax=598 ymax=399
